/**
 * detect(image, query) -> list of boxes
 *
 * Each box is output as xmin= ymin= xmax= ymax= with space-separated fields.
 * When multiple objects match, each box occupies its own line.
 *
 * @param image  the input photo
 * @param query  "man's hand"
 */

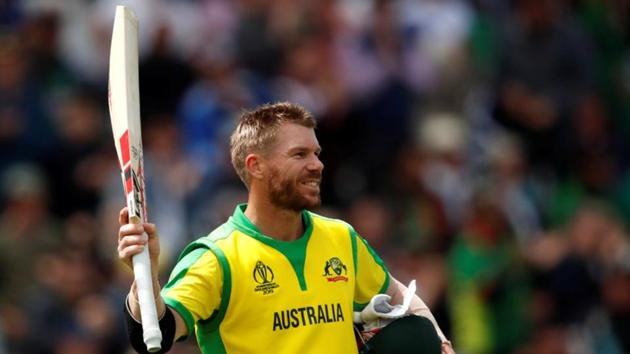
xmin=118 ymin=206 xmax=160 ymax=274
xmin=117 ymin=206 xmax=164 ymax=320
xmin=441 ymin=342 xmax=455 ymax=354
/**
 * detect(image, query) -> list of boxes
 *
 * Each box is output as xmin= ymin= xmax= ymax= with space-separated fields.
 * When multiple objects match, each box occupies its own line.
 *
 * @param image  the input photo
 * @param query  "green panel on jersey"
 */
xmin=194 ymin=241 xmax=232 ymax=354
xmin=364 ymin=236 xmax=391 ymax=296
xmin=352 ymin=231 xmax=390 ymax=311
xmin=163 ymin=223 xmax=235 ymax=342
xmin=350 ymin=227 xmax=358 ymax=273
xmin=195 ymin=240 xmax=232 ymax=333
xmin=199 ymin=328 xmax=227 ymax=354
xmin=163 ymin=247 xmax=208 ymax=289
xmin=161 ymin=247 xmax=209 ymax=337
xmin=230 ymin=204 xmax=313 ymax=291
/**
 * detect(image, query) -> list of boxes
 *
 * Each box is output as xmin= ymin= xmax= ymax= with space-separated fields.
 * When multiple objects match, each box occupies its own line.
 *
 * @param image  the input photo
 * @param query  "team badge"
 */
xmin=253 ymin=261 xmax=279 ymax=295
xmin=323 ymin=257 xmax=348 ymax=282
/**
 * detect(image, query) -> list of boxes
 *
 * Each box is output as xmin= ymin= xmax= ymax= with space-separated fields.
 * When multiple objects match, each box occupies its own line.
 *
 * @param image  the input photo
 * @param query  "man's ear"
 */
xmin=245 ymin=153 xmax=265 ymax=181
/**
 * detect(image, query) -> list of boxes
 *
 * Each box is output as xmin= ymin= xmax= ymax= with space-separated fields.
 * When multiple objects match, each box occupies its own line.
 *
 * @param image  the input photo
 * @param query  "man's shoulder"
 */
xmin=184 ymin=221 xmax=238 ymax=251
xmin=307 ymin=210 xmax=355 ymax=234
xmin=205 ymin=221 xmax=238 ymax=242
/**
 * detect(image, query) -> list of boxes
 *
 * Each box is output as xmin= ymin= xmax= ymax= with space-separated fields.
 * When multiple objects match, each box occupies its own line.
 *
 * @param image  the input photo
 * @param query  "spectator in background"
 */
xmin=0 ymin=164 xmax=60 ymax=305
xmin=529 ymin=204 xmax=623 ymax=325
xmin=389 ymin=145 xmax=450 ymax=253
xmin=23 ymin=244 xmax=126 ymax=354
xmin=0 ymin=35 xmax=57 ymax=168
xmin=0 ymin=164 xmax=59 ymax=353
xmin=546 ymin=93 xmax=625 ymax=227
xmin=346 ymin=195 xmax=393 ymax=254
xmin=416 ymin=112 xmax=471 ymax=235
xmin=572 ymin=0 xmax=630 ymax=140
xmin=486 ymin=132 xmax=542 ymax=245
xmin=448 ymin=191 xmax=530 ymax=354
xmin=524 ymin=202 xmax=630 ymax=353
xmin=177 ymin=48 xmax=273 ymax=185
xmin=234 ymin=0 xmax=285 ymax=78
xmin=397 ymin=0 xmax=474 ymax=105
xmin=139 ymin=22 xmax=195 ymax=119
xmin=20 ymin=10 xmax=76 ymax=103
xmin=42 ymin=91 xmax=110 ymax=217
xmin=493 ymin=0 xmax=594 ymax=174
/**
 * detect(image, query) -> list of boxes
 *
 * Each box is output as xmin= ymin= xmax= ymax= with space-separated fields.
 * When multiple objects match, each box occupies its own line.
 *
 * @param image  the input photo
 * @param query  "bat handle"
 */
xmin=130 ymin=217 xmax=162 ymax=352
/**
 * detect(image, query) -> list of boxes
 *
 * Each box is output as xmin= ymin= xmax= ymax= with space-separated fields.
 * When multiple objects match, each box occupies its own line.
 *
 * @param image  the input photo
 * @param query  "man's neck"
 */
xmin=244 ymin=196 xmax=304 ymax=241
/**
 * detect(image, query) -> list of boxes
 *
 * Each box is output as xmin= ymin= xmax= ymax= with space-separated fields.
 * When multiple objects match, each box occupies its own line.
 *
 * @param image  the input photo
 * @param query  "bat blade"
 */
xmin=108 ymin=6 xmax=162 ymax=352
xmin=108 ymin=4 xmax=145 ymax=222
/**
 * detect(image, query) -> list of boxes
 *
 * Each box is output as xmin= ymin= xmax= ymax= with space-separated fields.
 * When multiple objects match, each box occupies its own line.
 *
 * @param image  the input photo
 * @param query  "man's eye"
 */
xmin=293 ymin=152 xmax=306 ymax=158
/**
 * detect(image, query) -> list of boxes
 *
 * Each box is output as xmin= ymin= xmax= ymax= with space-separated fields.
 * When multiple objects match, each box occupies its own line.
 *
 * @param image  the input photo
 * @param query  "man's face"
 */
xmin=263 ymin=123 xmax=323 ymax=211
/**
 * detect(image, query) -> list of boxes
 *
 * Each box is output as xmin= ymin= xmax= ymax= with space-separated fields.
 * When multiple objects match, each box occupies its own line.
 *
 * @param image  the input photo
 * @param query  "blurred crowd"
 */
xmin=0 ymin=0 xmax=629 ymax=353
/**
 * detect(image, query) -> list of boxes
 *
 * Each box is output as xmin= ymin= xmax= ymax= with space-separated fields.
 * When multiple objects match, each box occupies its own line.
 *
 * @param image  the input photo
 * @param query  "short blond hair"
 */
xmin=230 ymin=102 xmax=316 ymax=186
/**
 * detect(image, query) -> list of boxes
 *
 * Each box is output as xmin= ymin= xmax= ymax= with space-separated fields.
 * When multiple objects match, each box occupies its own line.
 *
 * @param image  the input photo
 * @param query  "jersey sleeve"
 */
xmin=161 ymin=246 xmax=223 ymax=338
xmin=351 ymin=228 xmax=390 ymax=311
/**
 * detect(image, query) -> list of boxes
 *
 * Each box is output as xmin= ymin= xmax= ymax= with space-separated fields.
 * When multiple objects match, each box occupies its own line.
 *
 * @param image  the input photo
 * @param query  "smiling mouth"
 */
xmin=301 ymin=180 xmax=321 ymax=188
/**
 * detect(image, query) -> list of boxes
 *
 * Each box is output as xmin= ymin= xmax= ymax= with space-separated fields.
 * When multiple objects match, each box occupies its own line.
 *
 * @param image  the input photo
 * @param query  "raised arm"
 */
xmin=117 ymin=207 xmax=189 ymax=352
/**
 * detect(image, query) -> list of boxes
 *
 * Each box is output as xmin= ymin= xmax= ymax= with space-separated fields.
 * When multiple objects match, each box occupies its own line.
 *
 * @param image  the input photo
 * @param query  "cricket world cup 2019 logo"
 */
xmin=254 ymin=261 xmax=274 ymax=284
xmin=253 ymin=261 xmax=279 ymax=295
xmin=323 ymin=257 xmax=348 ymax=282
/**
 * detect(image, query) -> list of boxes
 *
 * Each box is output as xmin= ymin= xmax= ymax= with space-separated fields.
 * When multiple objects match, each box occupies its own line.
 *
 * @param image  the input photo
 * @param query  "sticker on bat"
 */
xmin=131 ymin=145 xmax=142 ymax=161
xmin=124 ymin=166 xmax=145 ymax=219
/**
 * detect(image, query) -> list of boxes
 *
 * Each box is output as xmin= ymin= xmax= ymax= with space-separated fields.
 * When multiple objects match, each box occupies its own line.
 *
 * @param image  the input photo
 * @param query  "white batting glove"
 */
xmin=354 ymin=280 xmax=417 ymax=330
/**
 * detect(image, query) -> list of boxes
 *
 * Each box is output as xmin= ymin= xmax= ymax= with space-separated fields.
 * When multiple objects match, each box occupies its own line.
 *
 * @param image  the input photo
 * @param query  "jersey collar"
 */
xmin=229 ymin=203 xmax=314 ymax=248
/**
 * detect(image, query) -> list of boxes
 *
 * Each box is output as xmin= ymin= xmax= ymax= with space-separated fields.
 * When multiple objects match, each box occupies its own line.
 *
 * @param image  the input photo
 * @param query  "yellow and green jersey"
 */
xmin=161 ymin=204 xmax=389 ymax=354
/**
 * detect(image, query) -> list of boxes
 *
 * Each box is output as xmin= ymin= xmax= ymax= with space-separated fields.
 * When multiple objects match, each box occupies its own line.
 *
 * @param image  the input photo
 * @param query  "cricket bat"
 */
xmin=108 ymin=6 xmax=162 ymax=352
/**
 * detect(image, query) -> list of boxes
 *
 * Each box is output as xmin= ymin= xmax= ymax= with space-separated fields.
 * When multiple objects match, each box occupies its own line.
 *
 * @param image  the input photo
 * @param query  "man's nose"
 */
xmin=308 ymin=155 xmax=324 ymax=172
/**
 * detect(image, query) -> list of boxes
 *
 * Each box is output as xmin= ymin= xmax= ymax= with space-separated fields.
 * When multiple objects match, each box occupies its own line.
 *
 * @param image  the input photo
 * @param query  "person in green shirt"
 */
xmin=117 ymin=102 xmax=454 ymax=354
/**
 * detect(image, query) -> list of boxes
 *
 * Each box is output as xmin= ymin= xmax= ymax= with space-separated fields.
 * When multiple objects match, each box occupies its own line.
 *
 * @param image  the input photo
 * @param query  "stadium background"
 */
xmin=0 ymin=0 xmax=629 ymax=353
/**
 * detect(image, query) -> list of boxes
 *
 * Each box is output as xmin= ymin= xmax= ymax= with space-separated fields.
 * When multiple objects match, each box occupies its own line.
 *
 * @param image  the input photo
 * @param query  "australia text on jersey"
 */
xmin=273 ymin=303 xmax=345 ymax=331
